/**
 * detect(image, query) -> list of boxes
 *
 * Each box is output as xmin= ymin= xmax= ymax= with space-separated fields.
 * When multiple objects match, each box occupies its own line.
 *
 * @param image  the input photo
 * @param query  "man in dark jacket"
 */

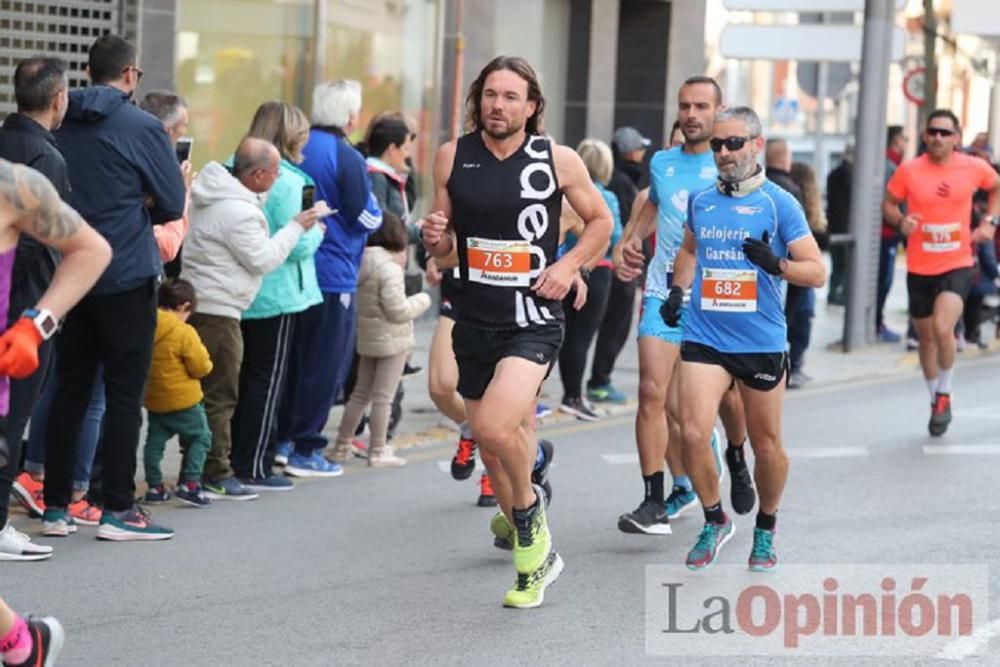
xmin=0 ymin=56 xmax=70 ymax=560
xmin=43 ymin=35 xmax=185 ymax=541
xmin=765 ymin=138 xmax=813 ymax=387
xmin=764 ymin=138 xmax=804 ymax=205
xmin=586 ymin=126 xmax=648 ymax=403
xmin=826 ymin=147 xmax=853 ymax=305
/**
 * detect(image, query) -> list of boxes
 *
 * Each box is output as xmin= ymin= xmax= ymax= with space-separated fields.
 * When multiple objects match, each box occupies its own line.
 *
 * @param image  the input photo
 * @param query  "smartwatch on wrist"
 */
xmin=22 ymin=308 xmax=58 ymax=340
xmin=986 ymin=215 xmax=999 ymax=228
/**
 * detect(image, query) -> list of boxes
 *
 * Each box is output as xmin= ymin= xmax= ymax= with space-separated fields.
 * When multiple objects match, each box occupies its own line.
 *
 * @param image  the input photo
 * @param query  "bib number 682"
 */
xmin=714 ymin=280 xmax=742 ymax=297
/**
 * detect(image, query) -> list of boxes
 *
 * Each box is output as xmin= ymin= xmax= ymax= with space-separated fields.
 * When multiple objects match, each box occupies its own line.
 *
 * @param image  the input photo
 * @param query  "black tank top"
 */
xmin=447 ymin=132 xmax=563 ymax=330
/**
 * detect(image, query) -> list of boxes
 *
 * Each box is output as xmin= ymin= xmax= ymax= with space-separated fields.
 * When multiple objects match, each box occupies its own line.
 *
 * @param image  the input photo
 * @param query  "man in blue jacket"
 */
xmin=278 ymin=80 xmax=383 ymax=477
xmin=43 ymin=35 xmax=186 ymax=541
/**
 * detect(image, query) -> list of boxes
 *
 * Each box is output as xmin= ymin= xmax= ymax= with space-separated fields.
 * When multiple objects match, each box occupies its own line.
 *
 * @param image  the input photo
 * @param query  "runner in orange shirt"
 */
xmin=883 ymin=109 xmax=1000 ymax=436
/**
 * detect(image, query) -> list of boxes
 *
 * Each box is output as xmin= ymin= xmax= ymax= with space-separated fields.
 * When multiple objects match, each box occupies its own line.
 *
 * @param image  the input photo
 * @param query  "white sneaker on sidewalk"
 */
xmin=0 ymin=523 xmax=54 ymax=561
xmin=368 ymin=446 xmax=406 ymax=467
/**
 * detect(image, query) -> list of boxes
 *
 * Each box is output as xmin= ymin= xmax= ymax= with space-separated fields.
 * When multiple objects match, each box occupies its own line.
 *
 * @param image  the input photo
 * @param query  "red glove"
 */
xmin=0 ymin=317 xmax=43 ymax=379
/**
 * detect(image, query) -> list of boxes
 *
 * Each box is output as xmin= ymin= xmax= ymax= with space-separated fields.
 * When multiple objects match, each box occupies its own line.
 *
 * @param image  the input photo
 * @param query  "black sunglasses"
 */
xmin=710 ymin=135 xmax=757 ymax=153
xmin=926 ymin=127 xmax=956 ymax=138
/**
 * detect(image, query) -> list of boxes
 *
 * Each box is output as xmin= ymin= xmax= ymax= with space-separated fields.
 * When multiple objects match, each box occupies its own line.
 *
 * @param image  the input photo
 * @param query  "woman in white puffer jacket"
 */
xmin=331 ymin=212 xmax=430 ymax=466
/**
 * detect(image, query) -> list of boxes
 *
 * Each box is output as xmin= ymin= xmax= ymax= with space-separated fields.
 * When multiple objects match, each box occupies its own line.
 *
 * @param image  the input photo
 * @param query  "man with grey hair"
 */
xmin=276 ymin=80 xmax=383 ymax=478
xmin=663 ymin=105 xmax=825 ymax=571
xmin=0 ymin=55 xmax=71 ymax=560
xmin=184 ymin=136 xmax=326 ymax=499
xmin=139 ymin=91 xmax=188 ymax=144
xmin=140 ymin=90 xmax=192 ymax=270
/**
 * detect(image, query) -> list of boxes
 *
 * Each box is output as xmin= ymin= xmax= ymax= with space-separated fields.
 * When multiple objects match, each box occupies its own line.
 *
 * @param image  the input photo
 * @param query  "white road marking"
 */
xmin=437 ymin=460 xmax=485 ymax=473
xmin=789 ymin=447 xmax=870 ymax=458
xmin=601 ymin=453 xmax=638 ymax=465
xmin=923 ymin=445 xmax=1000 ymax=456
xmin=601 ymin=448 xmax=871 ymax=464
xmin=951 ymin=408 xmax=1000 ymax=420
xmin=936 ymin=618 xmax=1000 ymax=661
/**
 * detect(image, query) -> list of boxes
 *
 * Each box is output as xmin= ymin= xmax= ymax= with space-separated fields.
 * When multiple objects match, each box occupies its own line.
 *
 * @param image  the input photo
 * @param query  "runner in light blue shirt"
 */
xmin=612 ymin=77 xmax=749 ymax=538
xmin=663 ymin=105 xmax=826 ymax=574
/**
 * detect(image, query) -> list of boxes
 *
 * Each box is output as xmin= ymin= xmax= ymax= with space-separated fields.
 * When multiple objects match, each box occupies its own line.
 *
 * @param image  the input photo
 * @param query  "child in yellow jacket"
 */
xmin=143 ymin=279 xmax=214 ymax=507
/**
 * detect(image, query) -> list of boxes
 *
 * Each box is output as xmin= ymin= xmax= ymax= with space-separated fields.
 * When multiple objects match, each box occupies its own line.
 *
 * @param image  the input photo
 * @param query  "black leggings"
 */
xmin=588 ymin=274 xmax=637 ymax=389
xmin=558 ymin=266 xmax=613 ymax=401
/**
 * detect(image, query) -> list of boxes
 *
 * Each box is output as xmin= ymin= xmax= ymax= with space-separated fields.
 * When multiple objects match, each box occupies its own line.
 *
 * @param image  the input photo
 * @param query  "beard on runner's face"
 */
xmin=682 ymin=119 xmax=711 ymax=143
xmin=482 ymin=104 xmax=527 ymax=140
xmin=716 ymin=149 xmax=756 ymax=183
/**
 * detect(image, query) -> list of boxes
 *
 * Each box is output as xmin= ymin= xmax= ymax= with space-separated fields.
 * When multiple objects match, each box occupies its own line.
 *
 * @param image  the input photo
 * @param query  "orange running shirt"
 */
xmin=886 ymin=152 xmax=996 ymax=276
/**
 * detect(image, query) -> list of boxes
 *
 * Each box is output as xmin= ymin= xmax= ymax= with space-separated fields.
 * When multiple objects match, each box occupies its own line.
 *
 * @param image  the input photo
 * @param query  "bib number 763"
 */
xmin=467 ymin=237 xmax=532 ymax=287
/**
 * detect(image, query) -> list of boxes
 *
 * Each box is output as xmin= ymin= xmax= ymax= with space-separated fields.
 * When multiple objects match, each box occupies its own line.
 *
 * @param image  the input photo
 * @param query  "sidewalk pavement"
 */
xmin=343 ymin=256 xmax=1000 ymax=452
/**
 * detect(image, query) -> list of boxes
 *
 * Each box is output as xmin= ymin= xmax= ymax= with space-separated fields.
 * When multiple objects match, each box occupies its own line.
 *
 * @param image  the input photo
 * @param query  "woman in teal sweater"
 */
xmin=230 ymin=101 xmax=324 ymax=489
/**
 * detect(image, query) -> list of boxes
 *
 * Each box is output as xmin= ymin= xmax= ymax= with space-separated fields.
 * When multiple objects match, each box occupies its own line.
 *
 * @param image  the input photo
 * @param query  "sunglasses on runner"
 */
xmin=926 ymin=127 xmax=956 ymax=138
xmin=710 ymin=136 xmax=757 ymax=153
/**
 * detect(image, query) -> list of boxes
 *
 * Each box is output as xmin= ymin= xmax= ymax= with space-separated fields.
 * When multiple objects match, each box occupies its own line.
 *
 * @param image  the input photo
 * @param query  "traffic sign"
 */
xmin=720 ymin=24 xmax=905 ymax=62
xmin=902 ymin=67 xmax=925 ymax=106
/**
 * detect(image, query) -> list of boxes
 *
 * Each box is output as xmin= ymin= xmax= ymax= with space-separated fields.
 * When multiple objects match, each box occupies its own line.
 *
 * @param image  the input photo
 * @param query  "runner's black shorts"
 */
xmin=680 ymin=341 xmax=788 ymax=392
xmin=907 ymin=267 xmax=973 ymax=319
xmin=451 ymin=323 xmax=563 ymax=400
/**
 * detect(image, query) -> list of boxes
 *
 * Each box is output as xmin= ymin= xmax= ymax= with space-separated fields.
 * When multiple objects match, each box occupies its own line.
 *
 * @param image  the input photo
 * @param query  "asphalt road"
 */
xmin=3 ymin=356 xmax=999 ymax=666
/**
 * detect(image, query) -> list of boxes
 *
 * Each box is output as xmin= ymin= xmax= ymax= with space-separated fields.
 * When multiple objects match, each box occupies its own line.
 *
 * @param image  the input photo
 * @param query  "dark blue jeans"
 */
xmin=278 ymin=292 xmax=357 ymax=456
xmin=787 ymin=286 xmax=815 ymax=374
xmin=25 ymin=360 xmax=105 ymax=491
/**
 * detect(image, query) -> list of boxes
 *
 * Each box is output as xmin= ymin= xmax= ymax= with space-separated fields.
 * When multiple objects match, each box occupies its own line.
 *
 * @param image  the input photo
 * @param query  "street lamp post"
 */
xmin=843 ymin=0 xmax=896 ymax=350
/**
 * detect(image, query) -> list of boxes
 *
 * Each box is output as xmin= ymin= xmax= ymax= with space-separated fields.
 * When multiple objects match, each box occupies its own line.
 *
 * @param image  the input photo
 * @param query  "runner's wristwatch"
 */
xmin=22 ymin=308 xmax=58 ymax=340
xmin=985 ymin=215 xmax=999 ymax=228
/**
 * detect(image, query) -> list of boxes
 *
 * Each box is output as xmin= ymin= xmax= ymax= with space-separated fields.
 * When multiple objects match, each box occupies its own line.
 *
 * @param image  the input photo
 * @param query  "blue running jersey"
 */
xmin=682 ymin=179 xmax=811 ymax=353
xmin=646 ymin=147 xmax=717 ymax=300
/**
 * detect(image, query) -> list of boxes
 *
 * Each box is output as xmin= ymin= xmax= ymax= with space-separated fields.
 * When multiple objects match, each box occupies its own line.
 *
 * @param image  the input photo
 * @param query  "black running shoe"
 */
xmin=617 ymin=498 xmax=672 ymax=535
xmin=531 ymin=439 xmax=554 ymax=506
xmin=450 ymin=438 xmax=477 ymax=480
xmin=10 ymin=616 xmax=65 ymax=667
xmin=402 ymin=363 xmax=424 ymax=378
xmin=928 ymin=392 xmax=952 ymax=437
xmin=726 ymin=446 xmax=757 ymax=515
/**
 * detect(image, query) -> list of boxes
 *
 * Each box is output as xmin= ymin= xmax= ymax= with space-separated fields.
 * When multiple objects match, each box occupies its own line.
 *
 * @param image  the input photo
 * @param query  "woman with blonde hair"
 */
xmin=229 ymin=101 xmax=325 ymax=489
xmin=786 ymin=161 xmax=828 ymax=389
xmin=557 ymin=139 xmax=623 ymax=421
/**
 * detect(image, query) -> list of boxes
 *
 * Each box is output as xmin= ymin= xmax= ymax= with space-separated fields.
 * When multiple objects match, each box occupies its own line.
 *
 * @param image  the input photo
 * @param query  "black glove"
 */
xmin=742 ymin=230 xmax=783 ymax=276
xmin=660 ymin=285 xmax=684 ymax=327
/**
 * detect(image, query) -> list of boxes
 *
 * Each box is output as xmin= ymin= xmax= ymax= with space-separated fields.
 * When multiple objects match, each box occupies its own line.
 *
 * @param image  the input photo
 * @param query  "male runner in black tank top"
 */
xmin=421 ymin=56 xmax=612 ymax=609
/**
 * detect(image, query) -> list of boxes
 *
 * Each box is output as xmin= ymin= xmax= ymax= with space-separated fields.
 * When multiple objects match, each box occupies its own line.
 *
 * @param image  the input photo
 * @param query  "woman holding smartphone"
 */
xmin=229 ymin=101 xmax=327 ymax=491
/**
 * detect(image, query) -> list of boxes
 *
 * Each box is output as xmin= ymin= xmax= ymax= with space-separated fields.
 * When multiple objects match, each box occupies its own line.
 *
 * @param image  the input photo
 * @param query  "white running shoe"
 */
xmin=0 ymin=523 xmax=54 ymax=561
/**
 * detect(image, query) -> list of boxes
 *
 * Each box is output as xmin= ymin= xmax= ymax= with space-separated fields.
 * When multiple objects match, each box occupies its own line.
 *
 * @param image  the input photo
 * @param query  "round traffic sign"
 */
xmin=903 ymin=67 xmax=926 ymax=106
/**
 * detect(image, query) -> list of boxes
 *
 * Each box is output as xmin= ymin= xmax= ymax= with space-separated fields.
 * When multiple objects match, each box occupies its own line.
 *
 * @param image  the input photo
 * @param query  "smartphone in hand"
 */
xmin=302 ymin=184 xmax=316 ymax=210
xmin=176 ymin=137 xmax=193 ymax=163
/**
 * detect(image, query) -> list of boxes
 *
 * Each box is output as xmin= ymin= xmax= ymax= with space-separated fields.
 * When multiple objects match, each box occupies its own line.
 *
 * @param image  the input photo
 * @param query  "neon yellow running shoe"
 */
xmin=512 ymin=489 xmax=551 ymax=574
xmin=503 ymin=551 xmax=565 ymax=609
xmin=490 ymin=511 xmax=514 ymax=550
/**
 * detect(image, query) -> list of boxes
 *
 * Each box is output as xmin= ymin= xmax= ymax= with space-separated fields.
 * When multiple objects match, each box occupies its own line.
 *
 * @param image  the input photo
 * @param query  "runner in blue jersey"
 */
xmin=614 ymin=77 xmax=752 ymax=537
xmin=662 ymin=106 xmax=826 ymax=571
